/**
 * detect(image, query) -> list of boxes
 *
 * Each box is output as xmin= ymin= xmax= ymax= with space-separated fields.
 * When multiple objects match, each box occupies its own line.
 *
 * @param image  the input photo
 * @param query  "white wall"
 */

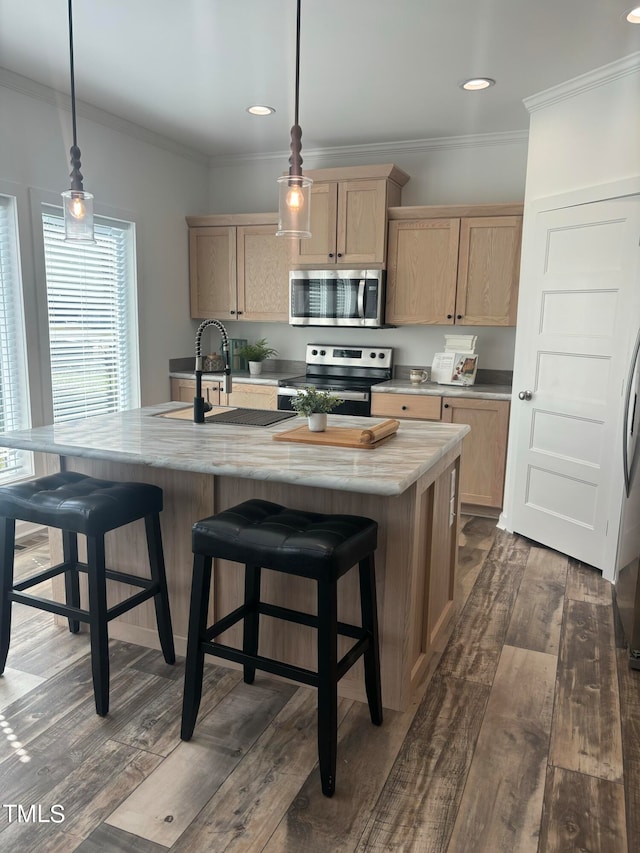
xmin=0 ymin=80 xmax=210 ymax=410
xmin=523 ymin=59 xmax=640 ymax=201
xmin=207 ymin=134 xmax=528 ymax=368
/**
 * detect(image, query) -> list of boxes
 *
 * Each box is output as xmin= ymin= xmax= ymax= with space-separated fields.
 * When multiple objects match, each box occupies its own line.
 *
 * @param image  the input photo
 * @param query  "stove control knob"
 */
xmin=370 ymin=352 xmax=376 ymax=358
xmin=320 ymin=349 xmax=326 ymax=356
xmin=378 ymin=352 xmax=385 ymax=358
xmin=311 ymin=349 xmax=318 ymax=355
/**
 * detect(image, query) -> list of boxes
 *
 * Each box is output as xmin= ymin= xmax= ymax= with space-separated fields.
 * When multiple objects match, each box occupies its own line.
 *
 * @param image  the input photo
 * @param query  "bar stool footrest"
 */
xmin=10 ymin=559 xmax=160 ymax=623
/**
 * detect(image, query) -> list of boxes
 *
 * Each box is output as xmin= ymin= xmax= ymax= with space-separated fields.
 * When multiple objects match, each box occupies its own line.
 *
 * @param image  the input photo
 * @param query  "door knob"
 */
xmin=518 ymin=390 xmax=533 ymax=401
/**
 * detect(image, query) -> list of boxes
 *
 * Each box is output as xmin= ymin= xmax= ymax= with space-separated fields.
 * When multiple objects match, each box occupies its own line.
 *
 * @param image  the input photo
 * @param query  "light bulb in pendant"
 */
xmin=69 ymin=193 xmax=87 ymax=220
xmin=286 ymin=184 xmax=305 ymax=210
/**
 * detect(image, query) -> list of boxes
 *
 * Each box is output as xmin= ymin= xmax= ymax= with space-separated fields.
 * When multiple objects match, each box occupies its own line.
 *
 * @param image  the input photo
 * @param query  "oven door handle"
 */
xmin=357 ymin=280 xmax=366 ymax=321
xmin=278 ymin=387 xmax=370 ymax=402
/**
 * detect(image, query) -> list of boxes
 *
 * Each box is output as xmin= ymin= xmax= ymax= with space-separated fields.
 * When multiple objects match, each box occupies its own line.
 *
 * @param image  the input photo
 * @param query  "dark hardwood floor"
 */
xmin=0 ymin=518 xmax=638 ymax=852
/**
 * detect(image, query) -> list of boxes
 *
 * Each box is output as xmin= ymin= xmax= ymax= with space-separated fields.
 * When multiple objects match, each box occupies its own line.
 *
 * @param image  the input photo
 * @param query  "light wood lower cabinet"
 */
xmin=170 ymin=378 xmax=220 ymax=406
xmin=223 ymin=383 xmax=277 ymax=410
xmin=170 ymin=378 xmax=276 ymax=411
xmin=441 ymin=397 xmax=510 ymax=509
xmin=371 ymin=392 xmax=510 ymax=510
xmin=370 ymin=393 xmax=442 ymax=421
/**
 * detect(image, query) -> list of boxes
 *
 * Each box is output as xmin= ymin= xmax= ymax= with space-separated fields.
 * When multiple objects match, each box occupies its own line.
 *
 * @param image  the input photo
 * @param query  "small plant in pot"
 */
xmin=236 ymin=338 xmax=278 ymax=375
xmin=290 ymin=386 xmax=343 ymax=432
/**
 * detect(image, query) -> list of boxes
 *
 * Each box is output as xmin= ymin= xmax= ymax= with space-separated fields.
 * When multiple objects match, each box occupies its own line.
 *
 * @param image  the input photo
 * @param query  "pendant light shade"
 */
xmin=276 ymin=0 xmax=312 ymax=238
xmin=62 ymin=0 xmax=94 ymax=242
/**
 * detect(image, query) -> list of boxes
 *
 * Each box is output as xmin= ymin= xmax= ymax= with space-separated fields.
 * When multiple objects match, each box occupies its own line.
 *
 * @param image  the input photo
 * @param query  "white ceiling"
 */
xmin=1 ymin=0 xmax=639 ymax=159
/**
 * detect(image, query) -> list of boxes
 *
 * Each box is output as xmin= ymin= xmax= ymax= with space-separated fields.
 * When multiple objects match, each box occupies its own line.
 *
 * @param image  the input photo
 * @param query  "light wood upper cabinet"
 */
xmin=187 ymin=214 xmax=293 ymax=321
xmin=455 ymin=216 xmax=522 ymax=326
xmin=189 ymin=226 xmax=236 ymax=318
xmin=236 ymin=225 xmax=291 ymax=321
xmin=386 ymin=204 xmax=523 ymax=326
xmin=386 ymin=219 xmax=460 ymax=324
xmin=441 ymin=397 xmax=510 ymax=509
xmin=290 ymin=164 xmax=409 ymax=268
xmin=293 ymin=182 xmax=339 ymax=265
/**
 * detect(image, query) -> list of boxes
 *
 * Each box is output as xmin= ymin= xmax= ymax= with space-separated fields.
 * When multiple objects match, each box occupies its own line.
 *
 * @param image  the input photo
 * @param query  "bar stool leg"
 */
xmin=144 ymin=513 xmax=176 ymax=665
xmin=181 ymin=553 xmax=213 ymax=740
xmin=62 ymin=530 xmax=81 ymax=634
xmin=317 ymin=577 xmax=338 ymax=797
xmin=359 ymin=554 xmax=383 ymax=726
xmin=242 ymin=564 xmax=261 ymax=684
xmin=0 ymin=517 xmax=16 ymax=674
xmin=86 ymin=535 xmax=110 ymax=716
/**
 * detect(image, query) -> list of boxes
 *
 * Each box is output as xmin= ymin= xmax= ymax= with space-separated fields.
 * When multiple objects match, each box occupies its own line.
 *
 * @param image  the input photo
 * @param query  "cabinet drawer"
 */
xmin=371 ymin=393 xmax=442 ymax=420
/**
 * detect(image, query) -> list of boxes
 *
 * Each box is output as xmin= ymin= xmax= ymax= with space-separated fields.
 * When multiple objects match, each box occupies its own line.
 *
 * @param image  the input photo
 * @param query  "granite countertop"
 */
xmin=0 ymin=403 xmax=469 ymax=497
xmin=169 ymin=372 xmax=512 ymax=399
xmin=373 ymin=379 xmax=512 ymax=401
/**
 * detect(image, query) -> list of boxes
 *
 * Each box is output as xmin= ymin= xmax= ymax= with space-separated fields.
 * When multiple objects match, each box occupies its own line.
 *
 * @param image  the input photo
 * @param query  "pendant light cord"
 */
xmin=294 ymin=0 xmax=301 ymax=128
xmin=68 ymin=0 xmax=78 ymax=149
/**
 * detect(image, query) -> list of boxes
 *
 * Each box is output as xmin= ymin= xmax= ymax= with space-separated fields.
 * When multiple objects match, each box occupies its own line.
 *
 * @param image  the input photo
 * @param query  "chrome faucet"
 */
xmin=194 ymin=319 xmax=233 ymax=423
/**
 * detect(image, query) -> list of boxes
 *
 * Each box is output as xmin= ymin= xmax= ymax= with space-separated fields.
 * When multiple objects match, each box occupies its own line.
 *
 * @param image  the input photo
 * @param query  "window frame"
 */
xmin=0 ymin=189 xmax=32 ymax=483
xmin=28 ymin=189 xmax=141 ymax=432
xmin=41 ymin=204 xmax=141 ymax=422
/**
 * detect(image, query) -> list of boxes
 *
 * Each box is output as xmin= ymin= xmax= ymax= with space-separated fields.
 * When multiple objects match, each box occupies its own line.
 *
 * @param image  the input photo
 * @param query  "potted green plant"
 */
xmin=290 ymin=386 xmax=343 ymax=432
xmin=236 ymin=338 xmax=278 ymax=375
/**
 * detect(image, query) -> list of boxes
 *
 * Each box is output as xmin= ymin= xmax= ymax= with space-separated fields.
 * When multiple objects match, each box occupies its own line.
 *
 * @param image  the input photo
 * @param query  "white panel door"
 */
xmin=510 ymin=196 xmax=640 ymax=577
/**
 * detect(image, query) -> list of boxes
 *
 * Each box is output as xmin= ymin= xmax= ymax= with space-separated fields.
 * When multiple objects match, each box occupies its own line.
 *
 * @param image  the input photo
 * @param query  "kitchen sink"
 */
xmin=203 ymin=408 xmax=296 ymax=426
xmin=155 ymin=406 xmax=297 ymax=426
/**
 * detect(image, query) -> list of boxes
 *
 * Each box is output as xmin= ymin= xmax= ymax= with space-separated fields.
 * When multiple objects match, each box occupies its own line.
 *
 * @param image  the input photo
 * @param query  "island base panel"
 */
xmin=47 ymin=449 xmax=461 ymax=712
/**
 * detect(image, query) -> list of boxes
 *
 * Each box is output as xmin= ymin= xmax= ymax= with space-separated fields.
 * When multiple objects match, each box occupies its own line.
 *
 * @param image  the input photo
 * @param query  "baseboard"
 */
xmin=460 ymin=503 xmax=500 ymax=519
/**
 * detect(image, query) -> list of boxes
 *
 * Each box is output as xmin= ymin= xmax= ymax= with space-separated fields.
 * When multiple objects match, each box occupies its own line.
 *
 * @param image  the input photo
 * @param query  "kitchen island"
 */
xmin=0 ymin=403 xmax=469 ymax=711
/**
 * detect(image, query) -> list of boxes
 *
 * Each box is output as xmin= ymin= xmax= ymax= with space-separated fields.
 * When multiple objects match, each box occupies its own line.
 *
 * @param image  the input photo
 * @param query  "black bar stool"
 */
xmin=180 ymin=498 xmax=383 ymax=797
xmin=0 ymin=471 xmax=175 ymax=715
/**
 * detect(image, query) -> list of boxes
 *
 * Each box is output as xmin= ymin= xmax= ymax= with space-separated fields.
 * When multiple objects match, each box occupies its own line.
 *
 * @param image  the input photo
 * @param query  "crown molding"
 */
xmin=0 ymin=66 xmax=209 ymax=166
xmin=524 ymin=51 xmax=640 ymax=113
xmin=207 ymin=129 xmax=529 ymax=168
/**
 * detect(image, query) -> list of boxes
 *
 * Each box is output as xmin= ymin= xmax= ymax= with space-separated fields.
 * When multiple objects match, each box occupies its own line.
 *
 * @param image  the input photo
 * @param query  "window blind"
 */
xmin=0 ymin=194 xmax=31 ymax=482
xmin=42 ymin=211 xmax=136 ymax=422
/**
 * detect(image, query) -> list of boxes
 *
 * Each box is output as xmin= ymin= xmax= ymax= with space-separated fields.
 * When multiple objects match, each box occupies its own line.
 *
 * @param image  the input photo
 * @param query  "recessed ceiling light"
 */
xmin=246 ymin=105 xmax=276 ymax=116
xmin=460 ymin=78 xmax=496 ymax=91
xmin=626 ymin=6 xmax=640 ymax=23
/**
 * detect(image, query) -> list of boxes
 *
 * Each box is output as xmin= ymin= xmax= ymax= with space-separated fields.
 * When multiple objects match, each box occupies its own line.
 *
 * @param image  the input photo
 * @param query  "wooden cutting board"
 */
xmin=272 ymin=418 xmax=399 ymax=449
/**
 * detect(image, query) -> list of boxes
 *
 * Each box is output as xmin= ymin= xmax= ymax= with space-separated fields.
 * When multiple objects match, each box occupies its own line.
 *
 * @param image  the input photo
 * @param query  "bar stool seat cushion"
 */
xmin=0 ymin=472 xmax=163 ymax=535
xmin=192 ymin=499 xmax=377 ymax=581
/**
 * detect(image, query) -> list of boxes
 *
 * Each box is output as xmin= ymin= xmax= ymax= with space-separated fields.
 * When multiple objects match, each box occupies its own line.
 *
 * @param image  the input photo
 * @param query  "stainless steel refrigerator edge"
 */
xmin=615 ymin=326 xmax=640 ymax=668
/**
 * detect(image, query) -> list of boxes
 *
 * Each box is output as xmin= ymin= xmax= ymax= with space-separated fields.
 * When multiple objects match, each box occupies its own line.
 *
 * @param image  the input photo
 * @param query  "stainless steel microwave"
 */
xmin=289 ymin=269 xmax=385 ymax=328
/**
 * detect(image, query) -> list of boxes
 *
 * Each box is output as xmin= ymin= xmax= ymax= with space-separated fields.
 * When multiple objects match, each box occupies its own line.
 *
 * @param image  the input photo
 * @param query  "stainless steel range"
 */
xmin=277 ymin=344 xmax=393 ymax=416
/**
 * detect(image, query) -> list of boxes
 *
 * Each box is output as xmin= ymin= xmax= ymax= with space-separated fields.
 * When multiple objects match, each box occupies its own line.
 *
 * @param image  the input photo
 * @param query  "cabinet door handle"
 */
xmin=401 ymin=405 xmax=408 ymax=411
xmin=337 ymin=253 xmax=343 ymax=258
xmin=328 ymin=253 xmax=334 ymax=258
xmin=456 ymin=314 xmax=463 ymax=320
xmin=444 ymin=403 xmax=449 ymax=409
xmin=447 ymin=314 xmax=453 ymax=319
xmin=229 ymin=310 xmax=235 ymax=315
xmin=236 ymin=310 xmax=243 ymax=315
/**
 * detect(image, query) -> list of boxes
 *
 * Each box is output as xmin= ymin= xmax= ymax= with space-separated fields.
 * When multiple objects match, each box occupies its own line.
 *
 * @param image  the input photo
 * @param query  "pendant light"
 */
xmin=276 ymin=0 xmax=312 ymax=238
xmin=61 ymin=0 xmax=94 ymax=242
